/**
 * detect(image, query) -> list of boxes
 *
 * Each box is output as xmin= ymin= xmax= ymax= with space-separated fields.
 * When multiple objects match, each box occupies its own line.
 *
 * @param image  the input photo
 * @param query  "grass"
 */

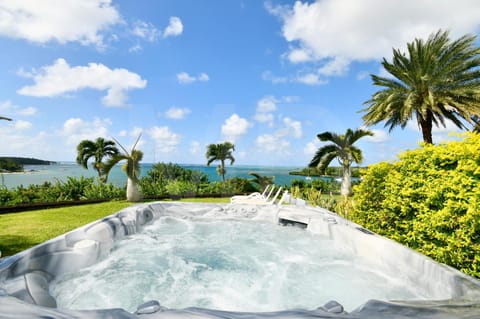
xmin=0 ymin=198 xmax=230 ymax=257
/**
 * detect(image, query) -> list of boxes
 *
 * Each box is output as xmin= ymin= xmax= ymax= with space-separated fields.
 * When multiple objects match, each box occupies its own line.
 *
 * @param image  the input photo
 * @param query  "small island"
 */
xmin=289 ymin=166 xmax=362 ymax=178
xmin=0 ymin=157 xmax=57 ymax=173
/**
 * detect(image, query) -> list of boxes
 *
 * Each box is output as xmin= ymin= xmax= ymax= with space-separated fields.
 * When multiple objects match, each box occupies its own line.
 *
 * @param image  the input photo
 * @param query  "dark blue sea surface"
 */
xmin=0 ymin=163 xmax=323 ymax=189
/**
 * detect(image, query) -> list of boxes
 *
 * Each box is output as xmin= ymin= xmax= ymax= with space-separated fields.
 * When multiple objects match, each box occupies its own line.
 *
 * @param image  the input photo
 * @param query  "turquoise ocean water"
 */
xmin=0 ymin=163 xmax=322 ymax=189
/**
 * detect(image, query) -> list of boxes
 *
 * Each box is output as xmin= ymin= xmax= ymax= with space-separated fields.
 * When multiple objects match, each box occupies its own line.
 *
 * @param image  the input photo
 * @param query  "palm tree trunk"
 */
xmin=340 ymin=165 xmax=352 ymax=197
xmin=419 ymin=111 xmax=433 ymax=144
xmin=126 ymin=177 xmax=142 ymax=202
xmin=221 ymin=160 xmax=225 ymax=182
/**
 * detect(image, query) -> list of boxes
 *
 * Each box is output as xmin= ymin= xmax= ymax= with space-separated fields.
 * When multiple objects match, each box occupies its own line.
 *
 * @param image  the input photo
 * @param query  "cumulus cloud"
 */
xmin=132 ymin=20 xmax=160 ymax=42
xmin=295 ymin=73 xmax=326 ymax=85
xmin=221 ymin=114 xmax=252 ymax=142
xmin=363 ymin=128 xmax=390 ymax=143
xmin=303 ymin=138 xmax=321 ymax=156
xmin=176 ymin=72 xmax=209 ymax=84
xmin=255 ymin=134 xmax=291 ymax=154
xmin=269 ymin=0 xmax=480 ymax=74
xmin=0 ymin=0 xmax=120 ymax=47
xmin=17 ymin=58 xmax=147 ymax=107
xmin=13 ymin=120 xmax=32 ymax=130
xmin=190 ymin=141 xmax=201 ymax=154
xmin=60 ymin=117 xmax=112 ymax=145
xmin=282 ymin=117 xmax=303 ymax=138
xmin=165 ymin=107 xmax=191 ymax=119
xmin=163 ymin=16 xmax=183 ymax=38
xmin=148 ymin=126 xmax=181 ymax=153
xmin=0 ymin=100 xmax=37 ymax=117
xmin=0 ymin=124 xmax=52 ymax=159
xmin=255 ymin=96 xmax=277 ymax=126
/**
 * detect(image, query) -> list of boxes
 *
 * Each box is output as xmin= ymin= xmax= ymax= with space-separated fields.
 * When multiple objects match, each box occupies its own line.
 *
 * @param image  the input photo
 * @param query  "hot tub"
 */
xmin=0 ymin=202 xmax=479 ymax=318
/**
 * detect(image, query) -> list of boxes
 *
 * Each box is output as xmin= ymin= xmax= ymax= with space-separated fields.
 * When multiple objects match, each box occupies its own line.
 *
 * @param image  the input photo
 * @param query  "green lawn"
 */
xmin=0 ymin=198 xmax=230 ymax=257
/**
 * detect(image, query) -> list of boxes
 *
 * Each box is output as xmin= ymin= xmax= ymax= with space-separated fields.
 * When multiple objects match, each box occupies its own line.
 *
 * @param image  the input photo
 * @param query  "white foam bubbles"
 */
xmin=50 ymin=216 xmax=427 ymax=312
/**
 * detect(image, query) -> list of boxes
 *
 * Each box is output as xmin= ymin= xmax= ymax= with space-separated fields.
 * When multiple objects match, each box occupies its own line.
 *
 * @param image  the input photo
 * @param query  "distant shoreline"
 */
xmin=0 ymin=169 xmax=40 ymax=175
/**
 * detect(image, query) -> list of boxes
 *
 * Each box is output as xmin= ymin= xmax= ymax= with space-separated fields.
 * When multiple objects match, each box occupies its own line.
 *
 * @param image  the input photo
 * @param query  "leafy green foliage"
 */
xmin=0 ymin=159 xmax=23 ymax=172
xmin=290 ymin=178 xmax=339 ymax=193
xmin=139 ymin=162 xmax=208 ymax=198
xmin=352 ymin=133 xmax=480 ymax=278
xmin=0 ymin=177 xmax=125 ymax=206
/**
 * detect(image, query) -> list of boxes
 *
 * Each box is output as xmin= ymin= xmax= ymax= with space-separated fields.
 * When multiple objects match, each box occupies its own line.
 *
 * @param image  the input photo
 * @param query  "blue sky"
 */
xmin=0 ymin=0 xmax=479 ymax=166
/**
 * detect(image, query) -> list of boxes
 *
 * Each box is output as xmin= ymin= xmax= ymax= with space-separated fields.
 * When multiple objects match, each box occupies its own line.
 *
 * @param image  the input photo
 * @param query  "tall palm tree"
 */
xmin=76 ymin=137 xmax=119 ymax=182
xmin=362 ymin=30 xmax=480 ymax=144
xmin=206 ymin=142 xmax=235 ymax=181
xmin=309 ymin=128 xmax=373 ymax=197
xmin=104 ymin=135 xmax=143 ymax=202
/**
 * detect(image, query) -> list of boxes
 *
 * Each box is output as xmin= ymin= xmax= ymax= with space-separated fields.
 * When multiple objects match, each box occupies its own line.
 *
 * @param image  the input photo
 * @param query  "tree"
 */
xmin=0 ymin=116 xmax=12 ymax=121
xmin=362 ymin=30 xmax=480 ymax=144
xmin=104 ymin=135 xmax=143 ymax=202
xmin=249 ymin=172 xmax=274 ymax=191
xmin=308 ymin=128 xmax=373 ymax=196
xmin=76 ymin=137 xmax=119 ymax=183
xmin=206 ymin=142 xmax=235 ymax=181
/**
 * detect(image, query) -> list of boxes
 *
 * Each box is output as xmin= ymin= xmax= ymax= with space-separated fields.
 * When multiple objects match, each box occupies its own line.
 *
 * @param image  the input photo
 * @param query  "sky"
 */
xmin=0 ymin=0 xmax=479 ymax=167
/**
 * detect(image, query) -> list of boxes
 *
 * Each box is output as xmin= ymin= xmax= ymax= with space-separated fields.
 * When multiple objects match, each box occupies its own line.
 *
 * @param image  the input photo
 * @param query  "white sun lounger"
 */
xmin=231 ymin=187 xmax=283 ymax=205
xmin=230 ymin=185 xmax=273 ymax=203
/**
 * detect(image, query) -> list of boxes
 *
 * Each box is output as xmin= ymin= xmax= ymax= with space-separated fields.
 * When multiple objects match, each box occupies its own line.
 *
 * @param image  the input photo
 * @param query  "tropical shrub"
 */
xmin=200 ymin=178 xmax=256 ymax=196
xmin=290 ymin=178 xmax=339 ymax=194
xmin=352 ymin=133 xmax=480 ymax=278
xmin=165 ymin=180 xmax=197 ymax=198
xmin=0 ymin=177 xmax=124 ymax=206
xmin=139 ymin=163 xmax=208 ymax=198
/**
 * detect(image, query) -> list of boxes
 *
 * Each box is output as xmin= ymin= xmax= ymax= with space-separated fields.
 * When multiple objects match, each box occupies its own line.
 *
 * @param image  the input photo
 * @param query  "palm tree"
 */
xmin=104 ymin=135 xmax=143 ymax=202
xmin=309 ymin=128 xmax=373 ymax=197
xmin=76 ymin=137 xmax=119 ymax=183
xmin=362 ymin=30 xmax=480 ymax=144
xmin=206 ymin=142 xmax=235 ymax=181
xmin=0 ymin=116 xmax=12 ymax=121
xmin=249 ymin=172 xmax=274 ymax=191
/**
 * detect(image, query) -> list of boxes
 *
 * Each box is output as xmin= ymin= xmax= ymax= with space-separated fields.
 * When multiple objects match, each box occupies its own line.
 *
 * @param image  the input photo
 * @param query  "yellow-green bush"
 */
xmin=352 ymin=133 xmax=480 ymax=278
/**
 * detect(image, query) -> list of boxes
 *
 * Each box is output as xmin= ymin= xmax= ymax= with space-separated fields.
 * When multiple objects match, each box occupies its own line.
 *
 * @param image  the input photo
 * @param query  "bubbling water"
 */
xmin=50 ymin=216 xmax=426 ymax=312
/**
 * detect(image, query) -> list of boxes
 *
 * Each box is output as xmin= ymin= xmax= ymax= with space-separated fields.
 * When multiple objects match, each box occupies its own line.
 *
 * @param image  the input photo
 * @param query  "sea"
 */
xmin=0 ymin=162 xmax=321 ymax=189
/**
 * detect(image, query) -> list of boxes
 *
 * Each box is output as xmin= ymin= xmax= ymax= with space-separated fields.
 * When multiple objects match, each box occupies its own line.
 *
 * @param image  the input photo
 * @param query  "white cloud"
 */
xmin=262 ymin=71 xmax=288 ymax=84
xmin=221 ymin=114 xmax=252 ymax=142
xmin=60 ymin=117 xmax=112 ymax=145
xmin=190 ymin=141 xmax=201 ymax=154
xmin=132 ymin=20 xmax=160 ymax=42
xmin=128 ymin=44 xmax=143 ymax=52
xmin=295 ymin=73 xmax=326 ymax=85
xmin=17 ymin=58 xmax=147 ymax=107
xmin=271 ymin=0 xmax=480 ymax=74
xmin=14 ymin=120 xmax=32 ymax=130
xmin=255 ymin=96 xmax=277 ymax=126
xmin=176 ymin=72 xmax=210 ymax=84
xmin=255 ymin=134 xmax=291 ymax=154
xmin=165 ymin=107 xmax=191 ymax=120
xmin=363 ymin=128 xmax=390 ymax=143
xmin=0 ymin=100 xmax=37 ymax=117
xmin=163 ymin=16 xmax=183 ymax=38
xmin=304 ymin=138 xmax=320 ymax=156
xmin=318 ymin=56 xmax=350 ymax=76
xmin=0 ymin=124 xmax=53 ymax=159
xmin=282 ymin=117 xmax=303 ymax=138
xmin=0 ymin=0 xmax=120 ymax=47
xmin=148 ymin=126 xmax=181 ymax=153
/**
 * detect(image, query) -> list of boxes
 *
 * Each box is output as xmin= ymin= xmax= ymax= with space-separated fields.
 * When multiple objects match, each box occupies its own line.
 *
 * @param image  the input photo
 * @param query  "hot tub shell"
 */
xmin=1 ymin=201 xmax=479 ymax=318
